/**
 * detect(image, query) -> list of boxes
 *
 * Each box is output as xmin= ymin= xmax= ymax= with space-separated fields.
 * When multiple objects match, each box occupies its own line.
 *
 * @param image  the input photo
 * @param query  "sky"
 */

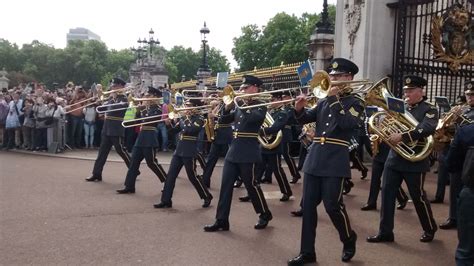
xmin=1 ymin=0 xmax=337 ymax=69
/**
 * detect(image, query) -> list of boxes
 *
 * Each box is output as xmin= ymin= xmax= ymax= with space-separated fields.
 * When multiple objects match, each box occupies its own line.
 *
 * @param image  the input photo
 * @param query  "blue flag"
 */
xmin=297 ymin=60 xmax=314 ymax=86
xmin=387 ymin=96 xmax=406 ymax=114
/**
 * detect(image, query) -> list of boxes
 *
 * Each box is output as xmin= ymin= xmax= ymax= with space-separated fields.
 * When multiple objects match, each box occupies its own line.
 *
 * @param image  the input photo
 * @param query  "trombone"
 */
xmin=122 ymin=113 xmax=168 ymax=128
xmin=64 ymin=95 xmax=100 ymax=114
xmin=232 ymin=87 xmax=317 ymax=110
xmin=310 ymin=70 xmax=373 ymax=98
xmin=96 ymin=96 xmax=162 ymax=114
xmin=182 ymin=89 xmax=221 ymax=100
xmin=168 ymin=104 xmax=212 ymax=119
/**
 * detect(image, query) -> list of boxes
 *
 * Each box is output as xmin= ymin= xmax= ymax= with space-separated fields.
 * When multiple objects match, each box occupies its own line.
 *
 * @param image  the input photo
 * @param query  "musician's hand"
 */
xmin=294 ymin=94 xmax=307 ymax=112
xmin=327 ymin=86 xmax=339 ymax=97
xmin=388 ymin=133 xmax=402 ymax=145
xmin=225 ymin=101 xmax=235 ymax=111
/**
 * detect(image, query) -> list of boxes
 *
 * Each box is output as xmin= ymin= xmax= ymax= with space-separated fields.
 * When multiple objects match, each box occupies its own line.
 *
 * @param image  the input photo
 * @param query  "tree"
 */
xmin=232 ymin=5 xmax=336 ymax=71
xmin=204 ymin=47 xmax=230 ymax=75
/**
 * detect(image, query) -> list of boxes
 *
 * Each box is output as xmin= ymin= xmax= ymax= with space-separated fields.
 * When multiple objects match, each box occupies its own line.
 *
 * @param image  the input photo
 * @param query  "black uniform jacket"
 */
xmin=213 ymin=117 xmax=233 ymax=145
xmin=103 ymin=95 xmax=128 ymax=137
xmin=220 ymin=100 xmax=267 ymax=163
xmin=282 ymin=105 xmax=297 ymax=143
xmin=134 ymin=104 xmax=161 ymax=148
xmin=261 ymin=107 xmax=288 ymax=155
xmin=173 ymin=114 xmax=205 ymax=158
xmin=296 ymin=94 xmax=365 ymax=178
xmin=385 ymin=100 xmax=438 ymax=172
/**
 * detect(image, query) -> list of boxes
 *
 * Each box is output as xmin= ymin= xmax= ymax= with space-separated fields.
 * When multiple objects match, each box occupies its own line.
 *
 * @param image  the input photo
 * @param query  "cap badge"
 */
xmin=405 ymin=78 xmax=411 ymax=84
xmin=332 ymin=62 xmax=338 ymax=69
xmin=467 ymin=83 xmax=473 ymax=89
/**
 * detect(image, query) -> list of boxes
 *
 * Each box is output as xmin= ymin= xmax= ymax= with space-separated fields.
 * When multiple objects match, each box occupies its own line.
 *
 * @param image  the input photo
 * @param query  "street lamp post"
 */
xmin=197 ymin=22 xmax=211 ymax=90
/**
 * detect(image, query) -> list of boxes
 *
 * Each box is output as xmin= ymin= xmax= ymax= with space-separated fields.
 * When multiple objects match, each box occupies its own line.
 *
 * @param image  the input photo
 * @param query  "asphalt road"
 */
xmin=0 ymin=150 xmax=457 ymax=265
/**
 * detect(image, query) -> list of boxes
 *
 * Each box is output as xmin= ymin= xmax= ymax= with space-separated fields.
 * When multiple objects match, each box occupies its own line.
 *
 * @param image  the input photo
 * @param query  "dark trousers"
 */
xmin=456 ymin=187 xmax=474 ymax=266
xmin=35 ymin=128 xmax=47 ymax=150
xmin=298 ymin=145 xmax=308 ymax=171
xmin=124 ymin=127 xmax=137 ymax=153
xmin=380 ymin=168 xmax=437 ymax=235
xmin=449 ymin=171 xmax=463 ymax=220
xmin=69 ymin=115 xmax=83 ymax=148
xmin=257 ymin=153 xmax=292 ymax=196
xmin=124 ymin=146 xmax=166 ymax=189
xmin=434 ymin=149 xmax=450 ymax=201
xmin=350 ymin=149 xmax=368 ymax=175
xmin=202 ymin=143 xmax=228 ymax=187
xmin=301 ymin=174 xmax=354 ymax=255
xmin=282 ymin=142 xmax=300 ymax=179
xmin=366 ymin=160 xmax=408 ymax=206
xmin=216 ymin=160 xmax=271 ymax=221
xmin=194 ymin=152 xmax=207 ymax=175
xmin=161 ymin=155 xmax=211 ymax=204
xmin=5 ymin=128 xmax=16 ymax=149
xmin=92 ymin=135 xmax=131 ymax=177
xmin=357 ymin=135 xmax=372 ymax=160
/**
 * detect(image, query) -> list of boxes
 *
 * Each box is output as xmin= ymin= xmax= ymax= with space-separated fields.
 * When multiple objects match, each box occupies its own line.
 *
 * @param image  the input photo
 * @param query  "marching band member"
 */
xmin=367 ymin=75 xmax=438 ymax=243
xmin=204 ymin=75 xmax=273 ymax=232
xmin=154 ymin=99 xmax=213 ymax=209
xmin=202 ymin=99 xmax=233 ymax=188
xmin=86 ymin=78 xmax=131 ymax=182
xmin=438 ymin=80 xmax=474 ymax=230
xmin=288 ymin=58 xmax=362 ymax=264
xmin=116 ymin=87 xmax=167 ymax=194
xmin=281 ymin=91 xmax=302 ymax=184
xmin=240 ymin=90 xmax=293 ymax=202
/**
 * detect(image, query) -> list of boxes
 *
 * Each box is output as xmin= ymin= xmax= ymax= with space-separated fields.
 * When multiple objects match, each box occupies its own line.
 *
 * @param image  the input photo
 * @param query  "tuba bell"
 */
xmin=259 ymin=112 xmax=283 ymax=150
xmin=365 ymin=77 xmax=434 ymax=162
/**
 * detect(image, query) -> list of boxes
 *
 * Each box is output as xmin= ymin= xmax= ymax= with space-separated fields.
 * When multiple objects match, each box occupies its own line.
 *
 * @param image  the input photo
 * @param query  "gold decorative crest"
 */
xmin=332 ymin=62 xmax=339 ymax=69
xmin=431 ymin=4 xmax=473 ymax=73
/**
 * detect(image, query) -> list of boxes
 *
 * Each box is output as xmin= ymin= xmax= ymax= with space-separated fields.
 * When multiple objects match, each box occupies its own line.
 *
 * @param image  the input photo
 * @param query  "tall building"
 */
xmin=66 ymin=27 xmax=101 ymax=43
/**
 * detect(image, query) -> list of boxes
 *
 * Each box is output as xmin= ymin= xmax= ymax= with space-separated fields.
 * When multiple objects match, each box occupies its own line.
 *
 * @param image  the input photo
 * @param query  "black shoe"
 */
xmin=430 ymin=198 xmax=443 ymax=204
xmin=420 ymin=231 xmax=435 ymax=242
xmin=291 ymin=209 xmax=303 ymax=217
xmin=203 ymin=220 xmax=229 ymax=232
xmin=202 ymin=195 xmax=213 ymax=208
xmin=342 ymin=233 xmax=357 ymax=262
xmin=233 ymin=180 xmax=243 ymax=188
xmin=287 ymin=253 xmax=316 ymax=266
xmin=85 ymin=176 xmax=102 ymax=182
xmin=116 ymin=187 xmax=135 ymax=194
xmin=439 ymin=219 xmax=456 ymax=230
xmin=153 ymin=201 xmax=172 ymax=208
xmin=343 ymin=180 xmax=354 ymax=195
xmin=290 ymin=177 xmax=300 ymax=184
xmin=280 ymin=194 xmax=291 ymax=202
xmin=367 ymin=233 xmax=394 ymax=243
xmin=255 ymin=212 xmax=273 ymax=230
xmin=361 ymin=168 xmax=368 ymax=180
xmin=397 ymin=199 xmax=408 ymax=210
xmin=239 ymin=195 xmax=251 ymax=202
xmin=361 ymin=204 xmax=377 ymax=211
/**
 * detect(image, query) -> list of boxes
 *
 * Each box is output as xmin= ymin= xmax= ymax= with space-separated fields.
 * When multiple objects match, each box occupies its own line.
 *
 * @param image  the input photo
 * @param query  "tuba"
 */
xmin=259 ymin=112 xmax=283 ymax=150
xmin=365 ymin=77 xmax=434 ymax=162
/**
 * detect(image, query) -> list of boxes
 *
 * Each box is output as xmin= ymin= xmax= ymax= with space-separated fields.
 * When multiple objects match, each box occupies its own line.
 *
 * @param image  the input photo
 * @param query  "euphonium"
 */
xmin=258 ymin=112 xmax=283 ymax=150
xmin=433 ymin=104 xmax=472 ymax=150
xmin=365 ymin=77 xmax=434 ymax=162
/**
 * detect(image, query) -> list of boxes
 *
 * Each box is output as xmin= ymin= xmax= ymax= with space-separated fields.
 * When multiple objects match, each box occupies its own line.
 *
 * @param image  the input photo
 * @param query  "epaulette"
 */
xmin=353 ymin=93 xmax=366 ymax=103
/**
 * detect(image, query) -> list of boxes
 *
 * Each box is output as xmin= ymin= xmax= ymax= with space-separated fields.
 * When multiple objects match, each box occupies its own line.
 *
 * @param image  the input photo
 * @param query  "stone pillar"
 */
xmin=0 ymin=68 xmax=9 ymax=89
xmin=335 ymin=0 xmax=397 ymax=80
xmin=308 ymin=33 xmax=334 ymax=72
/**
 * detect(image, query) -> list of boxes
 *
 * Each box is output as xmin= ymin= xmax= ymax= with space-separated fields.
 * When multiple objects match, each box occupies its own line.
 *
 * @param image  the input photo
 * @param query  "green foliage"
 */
xmin=232 ymin=5 xmax=336 ymax=71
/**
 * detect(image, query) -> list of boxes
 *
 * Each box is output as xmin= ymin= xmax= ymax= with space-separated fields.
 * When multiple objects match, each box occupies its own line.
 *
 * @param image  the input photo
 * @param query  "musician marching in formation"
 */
xmin=204 ymin=75 xmax=273 ymax=232
xmin=86 ymin=78 xmax=131 ymax=182
xmin=288 ymin=58 xmax=362 ymax=264
xmin=154 ymin=98 xmax=213 ymax=209
xmin=116 ymin=87 xmax=167 ymax=194
xmin=367 ymin=75 xmax=438 ymax=243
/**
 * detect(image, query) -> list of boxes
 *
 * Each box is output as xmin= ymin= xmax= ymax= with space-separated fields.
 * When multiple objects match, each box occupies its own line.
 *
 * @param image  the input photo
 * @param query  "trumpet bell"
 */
xmin=310 ymin=71 xmax=331 ymax=98
xmin=222 ymin=85 xmax=235 ymax=105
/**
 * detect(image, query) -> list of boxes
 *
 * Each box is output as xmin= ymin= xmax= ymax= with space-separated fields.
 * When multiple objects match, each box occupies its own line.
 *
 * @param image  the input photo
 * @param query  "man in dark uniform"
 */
xmin=438 ymin=80 xmax=474 ymax=230
xmin=367 ymin=75 xmax=438 ymax=244
xmin=241 ymin=90 xmax=293 ymax=202
xmin=86 ymin=78 xmax=131 ymax=182
xmin=154 ymin=99 xmax=213 ymax=208
xmin=116 ymin=87 xmax=167 ymax=194
xmin=204 ymin=75 xmax=273 ymax=232
xmin=202 ymin=99 xmax=233 ymax=188
xmin=445 ymin=121 xmax=474 ymax=265
xmin=281 ymin=91 xmax=302 ymax=184
xmin=288 ymin=58 xmax=362 ymax=264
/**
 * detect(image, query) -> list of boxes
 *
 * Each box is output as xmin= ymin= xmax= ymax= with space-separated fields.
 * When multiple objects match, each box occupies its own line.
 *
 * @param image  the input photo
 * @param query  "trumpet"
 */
xmin=310 ymin=70 xmax=372 ymax=98
xmin=168 ymin=104 xmax=212 ymax=119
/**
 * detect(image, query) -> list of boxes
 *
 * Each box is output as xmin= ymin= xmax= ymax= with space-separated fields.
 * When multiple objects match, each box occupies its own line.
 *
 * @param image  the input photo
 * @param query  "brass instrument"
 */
xmin=232 ymin=87 xmax=316 ymax=110
xmin=310 ymin=70 xmax=373 ymax=98
xmin=64 ymin=96 xmax=99 ymax=114
xmin=365 ymin=77 xmax=434 ymax=162
xmin=298 ymin=122 xmax=315 ymax=149
xmin=204 ymin=118 xmax=215 ymax=142
xmin=182 ymin=89 xmax=221 ymax=101
xmin=122 ymin=113 xmax=168 ymax=128
xmin=433 ymin=104 xmax=472 ymax=150
xmin=168 ymin=104 xmax=212 ymax=120
xmin=259 ymin=112 xmax=283 ymax=150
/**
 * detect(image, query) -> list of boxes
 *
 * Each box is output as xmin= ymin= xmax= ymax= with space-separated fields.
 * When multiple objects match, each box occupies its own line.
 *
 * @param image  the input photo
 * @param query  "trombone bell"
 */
xmin=310 ymin=70 xmax=372 ymax=98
